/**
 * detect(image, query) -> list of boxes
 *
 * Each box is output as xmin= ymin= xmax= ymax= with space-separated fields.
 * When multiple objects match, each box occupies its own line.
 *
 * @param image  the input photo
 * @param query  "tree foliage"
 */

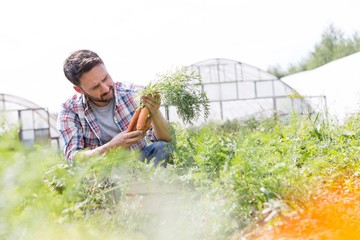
xmin=268 ymin=24 xmax=360 ymax=78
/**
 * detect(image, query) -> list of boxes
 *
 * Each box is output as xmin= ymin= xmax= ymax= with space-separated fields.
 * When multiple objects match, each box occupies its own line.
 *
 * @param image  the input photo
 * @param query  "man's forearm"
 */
xmin=151 ymin=110 xmax=172 ymax=142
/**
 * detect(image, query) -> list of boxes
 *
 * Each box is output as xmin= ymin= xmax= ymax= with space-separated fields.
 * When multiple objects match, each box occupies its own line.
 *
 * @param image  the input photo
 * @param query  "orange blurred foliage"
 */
xmin=243 ymin=178 xmax=360 ymax=240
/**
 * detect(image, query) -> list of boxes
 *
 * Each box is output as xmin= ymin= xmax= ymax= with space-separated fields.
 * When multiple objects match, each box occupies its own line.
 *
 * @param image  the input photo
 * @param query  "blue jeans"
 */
xmin=140 ymin=141 xmax=172 ymax=167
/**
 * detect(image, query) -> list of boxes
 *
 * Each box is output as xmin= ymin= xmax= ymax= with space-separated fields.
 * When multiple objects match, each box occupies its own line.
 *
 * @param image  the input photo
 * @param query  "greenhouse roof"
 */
xmin=191 ymin=58 xmax=277 ymax=82
xmin=1 ymin=93 xmax=45 ymax=110
xmin=281 ymin=51 xmax=360 ymax=124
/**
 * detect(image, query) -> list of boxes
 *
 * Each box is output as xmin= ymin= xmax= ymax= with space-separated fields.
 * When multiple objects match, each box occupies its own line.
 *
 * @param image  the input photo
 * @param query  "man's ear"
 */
xmin=73 ymin=86 xmax=84 ymax=94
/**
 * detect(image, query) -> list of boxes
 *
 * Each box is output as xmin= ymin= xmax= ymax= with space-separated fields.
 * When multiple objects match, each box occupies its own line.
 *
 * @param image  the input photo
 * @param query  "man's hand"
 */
xmin=110 ymin=130 xmax=146 ymax=148
xmin=141 ymin=94 xmax=161 ymax=114
xmin=140 ymin=94 xmax=172 ymax=143
xmin=76 ymin=130 xmax=146 ymax=160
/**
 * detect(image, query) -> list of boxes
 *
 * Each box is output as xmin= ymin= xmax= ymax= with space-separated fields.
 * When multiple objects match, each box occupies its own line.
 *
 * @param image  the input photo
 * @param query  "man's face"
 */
xmin=74 ymin=64 xmax=114 ymax=106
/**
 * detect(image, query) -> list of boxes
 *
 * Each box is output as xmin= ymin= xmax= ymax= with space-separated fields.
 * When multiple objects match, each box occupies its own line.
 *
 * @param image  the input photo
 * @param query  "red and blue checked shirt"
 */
xmin=57 ymin=81 xmax=156 ymax=165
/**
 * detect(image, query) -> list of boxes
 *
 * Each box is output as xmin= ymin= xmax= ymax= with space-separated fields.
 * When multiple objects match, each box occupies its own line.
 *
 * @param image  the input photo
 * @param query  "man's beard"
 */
xmin=84 ymin=86 xmax=114 ymax=103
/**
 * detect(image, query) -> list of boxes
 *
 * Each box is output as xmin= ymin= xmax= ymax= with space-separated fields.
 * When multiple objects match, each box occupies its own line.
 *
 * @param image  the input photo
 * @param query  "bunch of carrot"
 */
xmin=127 ymin=66 xmax=210 ymax=132
xmin=127 ymin=105 xmax=152 ymax=132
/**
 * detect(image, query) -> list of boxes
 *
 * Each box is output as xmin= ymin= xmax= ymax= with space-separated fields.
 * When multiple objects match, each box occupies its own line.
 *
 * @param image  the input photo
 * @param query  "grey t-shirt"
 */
xmin=89 ymin=98 xmax=119 ymax=144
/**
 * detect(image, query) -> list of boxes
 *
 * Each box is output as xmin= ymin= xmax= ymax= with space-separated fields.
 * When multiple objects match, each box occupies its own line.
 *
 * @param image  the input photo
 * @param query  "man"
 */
xmin=57 ymin=49 xmax=172 ymax=166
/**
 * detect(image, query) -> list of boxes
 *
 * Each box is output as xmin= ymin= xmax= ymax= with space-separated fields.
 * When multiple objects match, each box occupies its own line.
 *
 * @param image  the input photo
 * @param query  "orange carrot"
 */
xmin=136 ymin=107 xmax=150 ymax=131
xmin=144 ymin=116 xmax=152 ymax=131
xmin=127 ymin=107 xmax=141 ymax=131
xmin=131 ymin=122 xmax=138 ymax=131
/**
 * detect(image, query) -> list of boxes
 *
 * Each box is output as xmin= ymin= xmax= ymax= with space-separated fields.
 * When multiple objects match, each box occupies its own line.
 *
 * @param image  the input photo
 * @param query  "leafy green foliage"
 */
xmin=172 ymin=125 xmax=237 ymax=186
xmin=141 ymin=66 xmax=210 ymax=124
xmin=3 ymin=112 xmax=360 ymax=239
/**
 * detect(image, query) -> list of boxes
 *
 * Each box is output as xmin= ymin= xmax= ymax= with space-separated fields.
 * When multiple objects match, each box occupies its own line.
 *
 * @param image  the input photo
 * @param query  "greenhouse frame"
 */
xmin=162 ymin=58 xmax=327 ymax=125
xmin=0 ymin=93 xmax=59 ymax=148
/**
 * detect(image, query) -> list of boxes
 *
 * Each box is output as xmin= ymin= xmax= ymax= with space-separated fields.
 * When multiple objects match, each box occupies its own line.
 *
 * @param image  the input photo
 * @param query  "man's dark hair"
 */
xmin=63 ymin=49 xmax=104 ymax=86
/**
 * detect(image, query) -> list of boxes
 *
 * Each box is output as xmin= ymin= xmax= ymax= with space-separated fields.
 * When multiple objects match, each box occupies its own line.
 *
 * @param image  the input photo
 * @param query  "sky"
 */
xmin=1 ymin=0 xmax=360 ymax=113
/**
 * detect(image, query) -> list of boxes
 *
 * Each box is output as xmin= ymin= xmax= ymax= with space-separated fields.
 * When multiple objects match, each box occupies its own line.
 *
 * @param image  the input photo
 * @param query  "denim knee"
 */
xmin=141 ymin=141 xmax=173 ymax=167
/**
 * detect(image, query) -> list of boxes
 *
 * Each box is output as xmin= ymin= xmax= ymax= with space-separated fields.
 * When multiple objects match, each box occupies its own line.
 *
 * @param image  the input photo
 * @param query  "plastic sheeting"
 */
xmin=282 ymin=52 xmax=360 ymax=124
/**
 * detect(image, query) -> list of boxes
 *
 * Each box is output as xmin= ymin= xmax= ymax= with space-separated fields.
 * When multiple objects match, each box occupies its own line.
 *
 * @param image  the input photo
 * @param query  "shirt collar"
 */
xmin=113 ymin=83 xmax=121 ymax=107
xmin=81 ymin=94 xmax=91 ymax=111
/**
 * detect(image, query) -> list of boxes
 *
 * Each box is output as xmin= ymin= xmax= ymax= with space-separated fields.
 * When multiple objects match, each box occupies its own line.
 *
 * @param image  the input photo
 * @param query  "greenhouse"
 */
xmin=282 ymin=51 xmax=360 ymax=124
xmin=162 ymin=58 xmax=327 ymax=125
xmin=0 ymin=93 xmax=59 ymax=147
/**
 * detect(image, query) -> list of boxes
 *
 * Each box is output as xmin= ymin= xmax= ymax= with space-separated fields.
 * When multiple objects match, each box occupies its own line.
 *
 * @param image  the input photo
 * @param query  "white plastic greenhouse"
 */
xmin=0 ymin=93 xmax=59 ymax=147
xmin=282 ymin=51 xmax=360 ymax=124
xmin=162 ymin=58 xmax=326 ymax=125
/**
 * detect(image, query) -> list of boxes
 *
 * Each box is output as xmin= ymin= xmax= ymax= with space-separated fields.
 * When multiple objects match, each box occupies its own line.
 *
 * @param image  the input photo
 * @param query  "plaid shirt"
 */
xmin=57 ymin=81 xmax=155 ymax=165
